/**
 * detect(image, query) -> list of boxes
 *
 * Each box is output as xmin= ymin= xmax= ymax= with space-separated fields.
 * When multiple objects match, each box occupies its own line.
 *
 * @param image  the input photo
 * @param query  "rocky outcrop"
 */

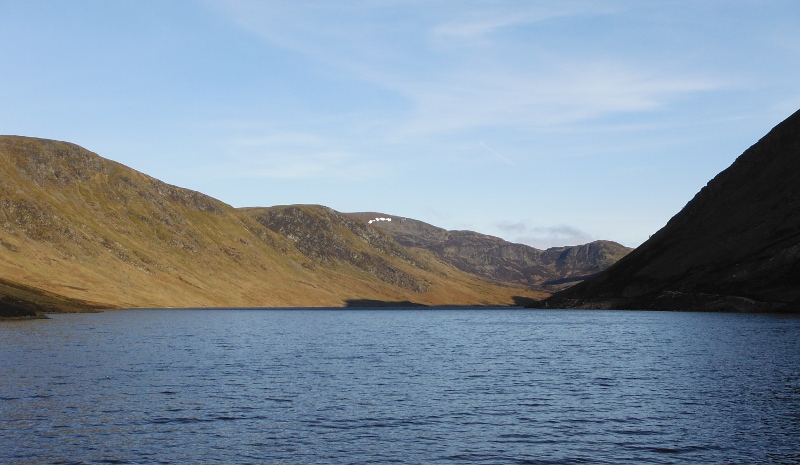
xmin=538 ymin=109 xmax=800 ymax=312
xmin=541 ymin=241 xmax=632 ymax=281
xmin=245 ymin=205 xmax=428 ymax=292
xmin=347 ymin=212 xmax=631 ymax=289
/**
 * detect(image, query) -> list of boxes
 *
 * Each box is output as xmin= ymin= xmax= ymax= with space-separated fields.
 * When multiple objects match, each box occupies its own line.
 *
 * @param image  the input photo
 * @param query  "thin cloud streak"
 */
xmin=432 ymin=14 xmax=549 ymax=40
xmin=201 ymin=154 xmax=387 ymax=181
xmin=213 ymin=133 xmax=387 ymax=180
xmin=479 ymin=142 xmax=514 ymax=165
xmin=431 ymin=2 xmax=615 ymax=41
xmin=389 ymin=64 xmax=729 ymax=137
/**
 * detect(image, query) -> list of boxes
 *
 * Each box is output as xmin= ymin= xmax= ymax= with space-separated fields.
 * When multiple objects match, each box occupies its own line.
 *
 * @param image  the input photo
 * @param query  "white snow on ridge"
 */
xmin=367 ymin=217 xmax=392 ymax=224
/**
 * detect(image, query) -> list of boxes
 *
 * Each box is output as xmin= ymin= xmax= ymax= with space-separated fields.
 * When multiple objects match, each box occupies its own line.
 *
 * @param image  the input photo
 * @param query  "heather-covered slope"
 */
xmin=0 ymin=136 xmax=543 ymax=314
xmin=539 ymin=109 xmax=800 ymax=312
xmin=347 ymin=212 xmax=631 ymax=289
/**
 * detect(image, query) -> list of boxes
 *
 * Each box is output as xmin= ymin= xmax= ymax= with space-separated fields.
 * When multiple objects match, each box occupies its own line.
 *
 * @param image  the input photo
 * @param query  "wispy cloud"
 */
xmin=210 ymin=132 xmax=387 ymax=180
xmin=211 ymin=0 xmax=732 ymax=141
xmin=479 ymin=142 xmax=514 ymax=165
xmin=431 ymin=3 xmax=612 ymax=41
xmin=389 ymin=62 xmax=727 ymax=137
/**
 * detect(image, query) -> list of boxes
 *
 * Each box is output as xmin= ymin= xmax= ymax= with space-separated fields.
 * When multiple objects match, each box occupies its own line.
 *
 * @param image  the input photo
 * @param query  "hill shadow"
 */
xmin=511 ymin=296 xmax=539 ymax=307
xmin=346 ymin=298 xmax=541 ymax=309
xmin=344 ymin=299 xmax=428 ymax=308
xmin=540 ymin=274 xmax=594 ymax=287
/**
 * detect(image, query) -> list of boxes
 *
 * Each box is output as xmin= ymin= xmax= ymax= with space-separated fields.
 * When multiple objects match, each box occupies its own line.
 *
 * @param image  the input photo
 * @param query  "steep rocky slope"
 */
xmin=0 ymin=136 xmax=544 ymax=314
xmin=347 ymin=213 xmax=630 ymax=289
xmin=538 ymin=109 xmax=800 ymax=312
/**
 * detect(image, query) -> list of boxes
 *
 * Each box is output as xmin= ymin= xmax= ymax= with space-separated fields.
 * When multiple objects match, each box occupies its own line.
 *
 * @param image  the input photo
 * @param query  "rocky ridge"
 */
xmin=347 ymin=212 xmax=631 ymax=289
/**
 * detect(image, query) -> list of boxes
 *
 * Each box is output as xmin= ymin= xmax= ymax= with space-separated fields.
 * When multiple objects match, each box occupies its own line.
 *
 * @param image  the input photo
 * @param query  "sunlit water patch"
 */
xmin=1 ymin=309 xmax=799 ymax=464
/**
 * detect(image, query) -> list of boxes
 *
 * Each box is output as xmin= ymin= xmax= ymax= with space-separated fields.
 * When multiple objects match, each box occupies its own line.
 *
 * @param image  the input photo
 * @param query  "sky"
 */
xmin=1 ymin=1 xmax=798 ymax=248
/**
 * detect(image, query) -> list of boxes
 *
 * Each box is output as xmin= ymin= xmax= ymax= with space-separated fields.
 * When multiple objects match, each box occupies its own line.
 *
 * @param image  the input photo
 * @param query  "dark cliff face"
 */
xmin=347 ymin=212 xmax=631 ymax=288
xmin=542 ymin=109 xmax=800 ymax=312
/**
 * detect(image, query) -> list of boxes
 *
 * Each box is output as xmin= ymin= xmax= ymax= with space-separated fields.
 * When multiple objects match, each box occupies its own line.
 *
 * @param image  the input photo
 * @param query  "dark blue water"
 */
xmin=1 ymin=309 xmax=799 ymax=464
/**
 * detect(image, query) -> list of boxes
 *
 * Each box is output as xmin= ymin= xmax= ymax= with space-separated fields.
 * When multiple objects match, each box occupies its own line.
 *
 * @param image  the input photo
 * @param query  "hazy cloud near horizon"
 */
xmin=497 ymin=221 xmax=594 ymax=249
xmin=1 ymin=0 xmax=798 ymax=247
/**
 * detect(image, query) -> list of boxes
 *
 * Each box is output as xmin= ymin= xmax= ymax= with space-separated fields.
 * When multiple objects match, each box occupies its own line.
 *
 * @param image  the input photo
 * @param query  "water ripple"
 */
xmin=1 ymin=309 xmax=799 ymax=464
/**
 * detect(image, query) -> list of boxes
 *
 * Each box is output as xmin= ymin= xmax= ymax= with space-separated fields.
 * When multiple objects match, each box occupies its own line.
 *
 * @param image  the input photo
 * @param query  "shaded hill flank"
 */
xmin=538 ymin=109 xmax=800 ymax=313
xmin=347 ymin=212 xmax=631 ymax=289
xmin=0 ymin=136 xmax=545 ymax=314
xmin=0 ymin=276 xmax=110 ymax=319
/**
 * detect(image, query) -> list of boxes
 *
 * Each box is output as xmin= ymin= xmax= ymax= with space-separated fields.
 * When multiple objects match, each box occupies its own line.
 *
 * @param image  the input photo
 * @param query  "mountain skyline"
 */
xmin=347 ymin=212 xmax=631 ymax=289
xmin=2 ymin=2 xmax=799 ymax=248
xmin=0 ymin=135 xmax=622 ymax=316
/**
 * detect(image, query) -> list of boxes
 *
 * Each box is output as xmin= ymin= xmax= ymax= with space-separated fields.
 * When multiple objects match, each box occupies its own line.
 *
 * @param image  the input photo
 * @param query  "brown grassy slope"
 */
xmin=0 ymin=136 xmax=544 ymax=310
xmin=538 ymin=109 xmax=800 ymax=312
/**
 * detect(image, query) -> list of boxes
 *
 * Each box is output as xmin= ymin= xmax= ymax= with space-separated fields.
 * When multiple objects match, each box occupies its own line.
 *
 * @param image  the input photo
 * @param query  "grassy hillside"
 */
xmin=0 ymin=136 xmax=544 ymax=313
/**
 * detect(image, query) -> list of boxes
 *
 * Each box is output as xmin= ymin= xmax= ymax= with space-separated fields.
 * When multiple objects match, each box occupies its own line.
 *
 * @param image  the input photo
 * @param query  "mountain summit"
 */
xmin=539 ymin=109 xmax=800 ymax=312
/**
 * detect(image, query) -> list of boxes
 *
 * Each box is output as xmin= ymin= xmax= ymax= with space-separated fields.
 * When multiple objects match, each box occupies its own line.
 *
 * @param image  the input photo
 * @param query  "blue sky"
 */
xmin=1 ymin=1 xmax=798 ymax=248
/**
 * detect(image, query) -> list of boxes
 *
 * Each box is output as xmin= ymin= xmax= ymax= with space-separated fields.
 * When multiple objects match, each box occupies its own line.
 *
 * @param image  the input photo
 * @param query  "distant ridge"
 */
xmin=347 ymin=212 xmax=631 ymax=289
xmin=537 ymin=109 xmax=800 ymax=312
